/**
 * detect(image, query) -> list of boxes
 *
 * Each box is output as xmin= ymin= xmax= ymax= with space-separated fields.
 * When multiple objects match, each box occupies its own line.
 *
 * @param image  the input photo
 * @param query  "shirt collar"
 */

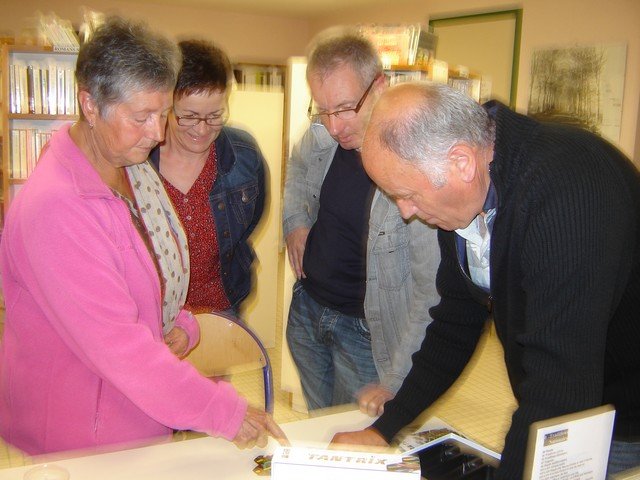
xmin=483 ymin=180 xmax=498 ymax=213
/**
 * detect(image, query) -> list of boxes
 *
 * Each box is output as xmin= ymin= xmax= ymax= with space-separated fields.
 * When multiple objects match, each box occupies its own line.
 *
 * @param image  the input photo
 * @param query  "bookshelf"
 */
xmin=233 ymin=63 xmax=285 ymax=93
xmin=0 ymin=45 xmax=78 ymax=219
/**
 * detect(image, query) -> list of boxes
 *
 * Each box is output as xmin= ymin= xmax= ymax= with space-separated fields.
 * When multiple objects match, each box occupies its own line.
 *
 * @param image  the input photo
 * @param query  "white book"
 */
xmin=271 ymin=446 xmax=420 ymax=480
xmin=17 ymin=64 xmax=28 ymax=114
xmin=10 ymin=129 xmax=20 ymax=178
xmin=48 ymin=63 xmax=57 ymax=114
xmin=33 ymin=67 xmax=42 ymax=114
xmin=40 ymin=68 xmax=49 ymax=114
xmin=9 ymin=64 xmax=17 ymax=113
xmin=57 ymin=68 xmax=65 ymax=115
xmin=19 ymin=129 xmax=28 ymax=179
xmin=65 ymin=68 xmax=75 ymax=115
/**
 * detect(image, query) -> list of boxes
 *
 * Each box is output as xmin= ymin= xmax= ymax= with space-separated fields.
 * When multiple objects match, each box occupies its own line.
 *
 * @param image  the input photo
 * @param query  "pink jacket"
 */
xmin=0 ymin=124 xmax=247 ymax=455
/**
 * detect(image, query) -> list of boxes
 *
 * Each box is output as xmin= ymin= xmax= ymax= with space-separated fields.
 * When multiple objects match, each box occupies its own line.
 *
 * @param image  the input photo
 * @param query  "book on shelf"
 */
xmin=8 ymin=60 xmax=77 ymax=117
xmin=232 ymin=64 xmax=284 ymax=92
xmin=9 ymin=127 xmax=56 ymax=179
xmin=386 ymin=69 xmax=426 ymax=86
xmin=37 ymin=12 xmax=79 ymax=52
xmin=56 ymin=68 xmax=65 ymax=115
xmin=414 ymin=28 xmax=438 ymax=68
xmin=26 ymin=65 xmax=36 ymax=114
xmin=48 ymin=62 xmax=58 ymax=114
xmin=9 ymin=64 xmax=17 ymax=113
xmin=358 ymin=23 xmax=421 ymax=68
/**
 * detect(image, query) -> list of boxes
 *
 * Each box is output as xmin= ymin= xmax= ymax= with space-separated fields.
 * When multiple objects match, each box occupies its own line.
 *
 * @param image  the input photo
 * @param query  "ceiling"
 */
xmin=129 ymin=0 xmax=391 ymax=18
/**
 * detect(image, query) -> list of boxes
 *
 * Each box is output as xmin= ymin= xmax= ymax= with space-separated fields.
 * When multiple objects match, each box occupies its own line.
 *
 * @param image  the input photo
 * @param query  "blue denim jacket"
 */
xmin=282 ymin=125 xmax=440 ymax=393
xmin=283 ymin=124 xmax=337 ymax=237
xmin=150 ymin=126 xmax=266 ymax=309
xmin=366 ymin=190 xmax=440 ymax=393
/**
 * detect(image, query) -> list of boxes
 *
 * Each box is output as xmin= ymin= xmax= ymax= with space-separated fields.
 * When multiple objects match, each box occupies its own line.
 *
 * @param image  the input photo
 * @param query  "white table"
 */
xmin=0 ymin=410 xmax=402 ymax=480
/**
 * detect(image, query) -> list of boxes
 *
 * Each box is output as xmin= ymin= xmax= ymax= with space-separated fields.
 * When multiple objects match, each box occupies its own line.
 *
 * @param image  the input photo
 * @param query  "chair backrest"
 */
xmin=185 ymin=313 xmax=274 ymax=414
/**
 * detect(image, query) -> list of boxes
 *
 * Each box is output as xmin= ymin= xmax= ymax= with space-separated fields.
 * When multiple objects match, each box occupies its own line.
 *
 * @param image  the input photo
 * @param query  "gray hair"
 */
xmin=75 ymin=16 xmax=181 ymax=118
xmin=306 ymin=26 xmax=382 ymax=89
xmin=377 ymin=82 xmax=495 ymax=187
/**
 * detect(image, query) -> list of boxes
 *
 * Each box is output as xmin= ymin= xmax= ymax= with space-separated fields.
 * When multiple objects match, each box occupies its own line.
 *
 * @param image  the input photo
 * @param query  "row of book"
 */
xmin=8 ymin=128 xmax=55 ymax=180
xmin=38 ymin=12 xmax=80 ymax=52
xmin=358 ymin=23 xmax=438 ymax=68
xmin=232 ymin=64 xmax=285 ymax=92
xmin=448 ymin=77 xmax=483 ymax=103
xmin=8 ymin=62 xmax=79 ymax=116
xmin=386 ymin=59 xmax=451 ymax=86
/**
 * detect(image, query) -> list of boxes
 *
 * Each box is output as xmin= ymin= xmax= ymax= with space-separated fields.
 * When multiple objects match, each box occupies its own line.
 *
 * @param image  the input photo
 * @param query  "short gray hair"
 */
xmin=377 ymin=82 xmax=495 ymax=187
xmin=75 ymin=16 xmax=181 ymax=118
xmin=306 ymin=26 xmax=382 ymax=89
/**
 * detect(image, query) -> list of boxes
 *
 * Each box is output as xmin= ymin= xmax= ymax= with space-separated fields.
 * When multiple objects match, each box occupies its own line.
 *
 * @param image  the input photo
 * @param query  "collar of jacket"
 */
xmin=53 ymin=123 xmax=120 ymax=200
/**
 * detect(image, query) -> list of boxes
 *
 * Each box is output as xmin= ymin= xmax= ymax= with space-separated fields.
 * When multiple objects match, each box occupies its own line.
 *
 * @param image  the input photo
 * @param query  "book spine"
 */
xmin=65 ymin=68 xmax=74 ymax=115
xmin=27 ymin=65 xmax=36 ymax=114
xmin=10 ymin=130 xmax=20 ymax=179
xmin=40 ymin=68 xmax=49 ymax=115
xmin=48 ymin=64 xmax=57 ymax=114
xmin=57 ymin=68 xmax=65 ymax=115
xmin=19 ymin=129 xmax=27 ymax=180
xmin=9 ymin=64 xmax=17 ymax=113
xmin=33 ymin=67 xmax=42 ymax=114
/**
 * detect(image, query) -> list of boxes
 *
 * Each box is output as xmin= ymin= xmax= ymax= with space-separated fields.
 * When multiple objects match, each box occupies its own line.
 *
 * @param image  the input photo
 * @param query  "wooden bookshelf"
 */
xmin=0 ymin=44 xmax=78 ymax=218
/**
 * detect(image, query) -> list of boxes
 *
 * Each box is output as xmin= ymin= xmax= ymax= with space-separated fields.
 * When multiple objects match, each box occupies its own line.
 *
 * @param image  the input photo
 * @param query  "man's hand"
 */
xmin=330 ymin=427 xmax=389 ymax=452
xmin=356 ymin=384 xmax=395 ymax=417
xmin=164 ymin=326 xmax=189 ymax=358
xmin=285 ymin=227 xmax=310 ymax=279
xmin=233 ymin=406 xmax=290 ymax=449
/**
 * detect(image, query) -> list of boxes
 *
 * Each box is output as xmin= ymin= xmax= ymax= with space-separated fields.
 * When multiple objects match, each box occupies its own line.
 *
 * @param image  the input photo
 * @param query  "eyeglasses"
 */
xmin=174 ymin=110 xmax=228 ymax=127
xmin=307 ymin=75 xmax=378 ymax=124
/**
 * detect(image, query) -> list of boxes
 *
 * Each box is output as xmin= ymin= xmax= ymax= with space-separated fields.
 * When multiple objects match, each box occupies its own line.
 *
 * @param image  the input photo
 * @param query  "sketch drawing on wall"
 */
xmin=528 ymin=43 xmax=627 ymax=145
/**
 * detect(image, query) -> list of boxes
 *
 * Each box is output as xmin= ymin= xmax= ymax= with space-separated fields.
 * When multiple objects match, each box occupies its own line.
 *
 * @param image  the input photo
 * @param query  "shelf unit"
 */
xmin=385 ymin=61 xmax=488 ymax=103
xmin=0 ymin=45 xmax=78 ymax=219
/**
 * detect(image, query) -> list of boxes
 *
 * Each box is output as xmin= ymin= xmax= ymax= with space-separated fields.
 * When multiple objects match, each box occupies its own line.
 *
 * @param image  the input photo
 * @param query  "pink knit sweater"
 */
xmin=0 ymin=124 xmax=247 ymax=455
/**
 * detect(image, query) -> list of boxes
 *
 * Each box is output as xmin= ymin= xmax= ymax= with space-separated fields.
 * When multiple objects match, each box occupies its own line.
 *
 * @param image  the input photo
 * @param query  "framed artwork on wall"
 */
xmin=429 ymin=9 xmax=522 ymax=108
xmin=527 ymin=43 xmax=627 ymax=145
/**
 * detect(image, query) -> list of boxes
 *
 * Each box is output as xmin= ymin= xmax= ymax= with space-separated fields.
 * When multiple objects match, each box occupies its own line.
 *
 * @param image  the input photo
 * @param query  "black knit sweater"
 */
xmin=372 ymin=102 xmax=640 ymax=479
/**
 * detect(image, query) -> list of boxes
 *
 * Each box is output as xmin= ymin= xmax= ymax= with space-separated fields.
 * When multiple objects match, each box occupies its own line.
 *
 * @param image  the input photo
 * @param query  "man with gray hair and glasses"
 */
xmin=283 ymin=29 xmax=440 ymax=412
xmin=332 ymin=81 xmax=640 ymax=479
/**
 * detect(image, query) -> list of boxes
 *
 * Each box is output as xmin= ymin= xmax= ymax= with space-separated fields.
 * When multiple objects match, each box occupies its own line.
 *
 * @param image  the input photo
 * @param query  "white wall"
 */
xmin=0 ymin=0 xmax=310 ymax=64
xmin=310 ymin=0 xmax=640 ymax=165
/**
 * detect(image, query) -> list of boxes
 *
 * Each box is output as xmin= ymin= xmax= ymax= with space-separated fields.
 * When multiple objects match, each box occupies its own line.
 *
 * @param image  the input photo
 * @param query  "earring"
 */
xmin=88 ymin=121 xmax=94 ymax=129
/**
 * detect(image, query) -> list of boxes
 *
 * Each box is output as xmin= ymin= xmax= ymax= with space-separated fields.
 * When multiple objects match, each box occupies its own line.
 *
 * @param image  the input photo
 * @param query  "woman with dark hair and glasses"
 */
xmin=150 ymin=39 xmax=266 ymax=318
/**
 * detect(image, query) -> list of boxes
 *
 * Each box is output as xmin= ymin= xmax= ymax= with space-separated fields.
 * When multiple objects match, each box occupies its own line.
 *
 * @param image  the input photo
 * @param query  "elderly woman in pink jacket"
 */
xmin=0 ymin=16 xmax=284 ymax=456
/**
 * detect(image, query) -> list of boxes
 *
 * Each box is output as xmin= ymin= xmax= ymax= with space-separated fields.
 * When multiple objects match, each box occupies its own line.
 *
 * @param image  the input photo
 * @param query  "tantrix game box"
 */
xmin=270 ymin=446 xmax=420 ymax=480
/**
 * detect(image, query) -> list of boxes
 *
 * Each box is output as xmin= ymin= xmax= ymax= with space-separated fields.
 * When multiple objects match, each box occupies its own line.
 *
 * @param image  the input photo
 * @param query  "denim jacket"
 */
xmin=283 ymin=123 xmax=337 ymax=237
xmin=282 ymin=125 xmax=440 ymax=393
xmin=366 ymin=190 xmax=440 ymax=393
xmin=151 ymin=126 xmax=266 ymax=309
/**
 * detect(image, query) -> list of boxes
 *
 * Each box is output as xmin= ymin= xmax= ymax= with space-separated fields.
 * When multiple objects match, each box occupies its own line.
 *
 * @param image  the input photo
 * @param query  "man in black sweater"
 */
xmin=332 ymin=82 xmax=640 ymax=479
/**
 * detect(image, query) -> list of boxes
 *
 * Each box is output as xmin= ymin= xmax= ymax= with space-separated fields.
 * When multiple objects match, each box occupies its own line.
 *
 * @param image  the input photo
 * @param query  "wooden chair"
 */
xmin=185 ymin=313 xmax=274 ymax=414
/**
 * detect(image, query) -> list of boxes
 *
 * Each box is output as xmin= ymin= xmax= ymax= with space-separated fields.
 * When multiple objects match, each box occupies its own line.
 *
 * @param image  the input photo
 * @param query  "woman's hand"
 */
xmin=164 ymin=326 xmax=189 ymax=358
xmin=233 ymin=406 xmax=290 ymax=449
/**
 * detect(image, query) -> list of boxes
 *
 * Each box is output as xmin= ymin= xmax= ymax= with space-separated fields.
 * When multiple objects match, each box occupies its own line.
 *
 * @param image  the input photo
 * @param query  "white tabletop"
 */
xmin=0 ymin=409 xmax=384 ymax=480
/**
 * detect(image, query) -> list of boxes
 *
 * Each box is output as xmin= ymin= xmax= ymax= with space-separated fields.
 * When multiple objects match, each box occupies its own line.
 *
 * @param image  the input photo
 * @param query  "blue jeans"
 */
xmin=286 ymin=282 xmax=379 ymax=410
xmin=607 ymin=439 xmax=640 ymax=478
